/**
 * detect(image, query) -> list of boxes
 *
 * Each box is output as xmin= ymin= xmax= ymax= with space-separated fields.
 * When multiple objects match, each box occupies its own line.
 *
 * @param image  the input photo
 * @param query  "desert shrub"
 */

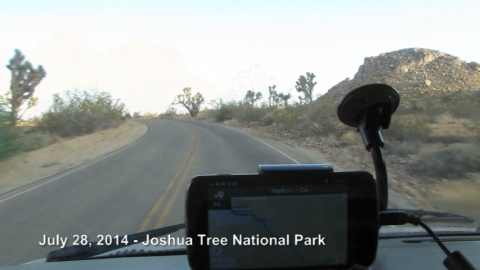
xmin=423 ymin=100 xmax=446 ymax=123
xmin=258 ymin=108 xmax=298 ymax=128
xmin=211 ymin=100 xmax=248 ymax=122
xmin=396 ymin=98 xmax=420 ymax=115
xmin=159 ymin=107 xmax=177 ymax=119
xmin=299 ymin=97 xmax=345 ymax=137
xmin=0 ymin=105 xmax=19 ymax=160
xmin=239 ymin=103 xmax=272 ymax=122
xmin=413 ymin=144 xmax=480 ymax=178
xmin=449 ymin=101 xmax=480 ymax=119
xmin=259 ymin=111 xmax=275 ymax=126
xmin=38 ymin=90 xmax=126 ymax=137
xmin=210 ymin=95 xmax=348 ymax=135
xmin=0 ymin=103 xmax=57 ymax=159
xmin=426 ymin=135 xmax=468 ymax=144
xmin=0 ymin=126 xmax=18 ymax=160
xmin=475 ymin=120 xmax=480 ymax=142
xmin=386 ymin=115 xmax=431 ymax=142
xmin=17 ymin=130 xmax=42 ymax=152
xmin=17 ymin=131 xmax=56 ymax=153
xmin=410 ymin=99 xmax=425 ymax=112
xmin=195 ymin=108 xmax=212 ymax=119
xmin=397 ymin=98 xmax=443 ymax=122
xmin=214 ymin=104 xmax=234 ymax=122
xmin=383 ymin=140 xmax=419 ymax=156
xmin=339 ymin=130 xmax=363 ymax=146
xmin=220 ymin=102 xmax=273 ymax=123
xmin=274 ymin=107 xmax=300 ymax=129
xmin=142 ymin=112 xmax=159 ymax=119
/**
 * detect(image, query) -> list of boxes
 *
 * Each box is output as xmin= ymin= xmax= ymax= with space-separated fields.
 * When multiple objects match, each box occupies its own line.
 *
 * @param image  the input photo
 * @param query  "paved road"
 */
xmin=0 ymin=119 xmax=418 ymax=267
xmin=0 ymin=119 xmax=328 ymax=266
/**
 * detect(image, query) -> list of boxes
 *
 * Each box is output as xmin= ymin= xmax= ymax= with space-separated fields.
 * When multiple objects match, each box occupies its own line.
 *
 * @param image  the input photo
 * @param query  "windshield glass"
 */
xmin=0 ymin=0 xmax=479 ymax=266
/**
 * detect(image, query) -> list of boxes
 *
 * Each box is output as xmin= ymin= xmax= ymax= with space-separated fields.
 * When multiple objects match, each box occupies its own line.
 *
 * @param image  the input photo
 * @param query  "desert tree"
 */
xmin=277 ymin=93 xmax=292 ymax=107
xmin=244 ymin=90 xmax=263 ymax=106
xmin=268 ymin=85 xmax=279 ymax=107
xmin=172 ymin=87 xmax=205 ymax=117
xmin=1 ymin=49 xmax=46 ymax=125
xmin=295 ymin=72 xmax=316 ymax=104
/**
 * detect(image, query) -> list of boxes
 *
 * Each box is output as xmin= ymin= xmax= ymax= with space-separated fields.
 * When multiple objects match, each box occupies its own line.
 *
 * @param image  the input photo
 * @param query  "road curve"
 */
xmin=0 ymin=119 xmax=327 ymax=266
xmin=0 ymin=119 xmax=419 ymax=266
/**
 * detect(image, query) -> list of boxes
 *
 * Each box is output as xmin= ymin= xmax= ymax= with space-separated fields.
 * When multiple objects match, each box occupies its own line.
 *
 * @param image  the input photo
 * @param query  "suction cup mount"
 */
xmin=337 ymin=84 xmax=400 ymax=211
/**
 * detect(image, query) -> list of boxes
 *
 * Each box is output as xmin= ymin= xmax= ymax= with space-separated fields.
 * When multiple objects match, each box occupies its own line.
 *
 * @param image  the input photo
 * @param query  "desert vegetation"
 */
xmin=1 ymin=89 xmax=128 ymax=160
xmin=1 ymin=49 xmax=47 ymax=160
xmin=172 ymin=87 xmax=205 ymax=117
xmin=192 ymin=48 xmax=480 ymax=217
xmin=201 ymin=77 xmax=480 ymax=182
xmin=0 ymin=50 xmax=129 ymax=160
xmin=36 ymin=90 xmax=126 ymax=137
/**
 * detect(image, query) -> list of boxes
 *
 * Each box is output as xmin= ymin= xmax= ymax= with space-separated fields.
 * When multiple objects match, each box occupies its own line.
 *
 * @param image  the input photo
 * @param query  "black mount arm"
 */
xmin=358 ymin=105 xmax=391 ymax=211
xmin=337 ymin=84 xmax=400 ymax=212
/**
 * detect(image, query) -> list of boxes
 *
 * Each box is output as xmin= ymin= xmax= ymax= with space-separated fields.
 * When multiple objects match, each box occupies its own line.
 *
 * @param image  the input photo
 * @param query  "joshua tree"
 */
xmin=295 ymin=72 xmax=316 ymax=104
xmin=2 ymin=49 xmax=46 ymax=125
xmin=244 ymin=90 xmax=263 ymax=106
xmin=172 ymin=87 xmax=205 ymax=117
xmin=277 ymin=93 xmax=292 ymax=107
xmin=268 ymin=85 xmax=279 ymax=107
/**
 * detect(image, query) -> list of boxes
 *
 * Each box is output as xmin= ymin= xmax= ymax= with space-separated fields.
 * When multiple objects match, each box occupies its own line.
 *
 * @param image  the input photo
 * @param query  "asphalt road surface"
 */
xmin=0 ymin=119 xmax=417 ymax=267
xmin=0 ymin=120 xmax=324 ymax=266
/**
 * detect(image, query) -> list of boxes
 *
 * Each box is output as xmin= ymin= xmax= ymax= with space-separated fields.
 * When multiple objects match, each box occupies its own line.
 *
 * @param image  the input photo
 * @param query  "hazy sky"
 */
xmin=0 ymin=0 xmax=479 ymax=114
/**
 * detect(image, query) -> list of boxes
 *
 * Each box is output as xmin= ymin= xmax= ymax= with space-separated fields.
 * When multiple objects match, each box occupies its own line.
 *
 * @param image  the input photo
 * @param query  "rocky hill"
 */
xmin=324 ymin=48 xmax=480 ymax=102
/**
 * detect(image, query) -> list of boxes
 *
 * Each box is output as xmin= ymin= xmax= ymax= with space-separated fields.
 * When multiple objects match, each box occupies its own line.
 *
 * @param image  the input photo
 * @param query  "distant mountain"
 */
xmin=324 ymin=48 xmax=480 ymax=102
xmin=23 ymin=32 xmax=220 ymax=115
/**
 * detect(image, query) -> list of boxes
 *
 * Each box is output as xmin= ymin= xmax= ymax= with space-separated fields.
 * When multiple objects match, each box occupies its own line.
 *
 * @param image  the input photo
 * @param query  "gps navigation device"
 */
xmin=185 ymin=165 xmax=379 ymax=270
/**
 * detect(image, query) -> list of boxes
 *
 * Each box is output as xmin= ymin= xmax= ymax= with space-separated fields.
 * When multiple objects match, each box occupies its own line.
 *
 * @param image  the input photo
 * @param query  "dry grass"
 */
xmin=339 ymin=131 xmax=363 ymax=145
xmin=429 ymin=176 xmax=480 ymax=222
xmin=427 ymin=114 xmax=476 ymax=137
xmin=142 ymin=112 xmax=159 ymax=119
xmin=15 ymin=120 xmax=37 ymax=127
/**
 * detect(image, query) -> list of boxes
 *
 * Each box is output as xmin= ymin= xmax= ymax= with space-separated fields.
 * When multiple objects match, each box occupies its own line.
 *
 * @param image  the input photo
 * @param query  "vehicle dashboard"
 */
xmin=2 ymin=235 xmax=478 ymax=270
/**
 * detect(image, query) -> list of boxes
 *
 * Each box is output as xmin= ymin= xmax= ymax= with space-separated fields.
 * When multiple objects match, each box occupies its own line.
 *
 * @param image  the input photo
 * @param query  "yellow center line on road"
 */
xmin=154 ymin=132 xmax=198 ymax=228
xmin=138 ymin=130 xmax=198 ymax=232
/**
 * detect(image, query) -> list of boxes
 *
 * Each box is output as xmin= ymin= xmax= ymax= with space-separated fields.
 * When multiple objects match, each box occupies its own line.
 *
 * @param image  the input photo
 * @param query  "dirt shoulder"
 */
xmin=0 ymin=121 xmax=148 ymax=195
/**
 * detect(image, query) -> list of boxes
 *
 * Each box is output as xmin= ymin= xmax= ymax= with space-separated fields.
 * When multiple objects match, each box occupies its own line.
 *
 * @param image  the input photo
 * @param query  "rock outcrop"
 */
xmin=324 ymin=48 xmax=480 ymax=102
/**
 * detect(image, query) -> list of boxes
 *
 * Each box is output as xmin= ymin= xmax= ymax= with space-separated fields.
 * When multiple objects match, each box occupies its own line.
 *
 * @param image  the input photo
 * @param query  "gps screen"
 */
xmin=207 ymin=186 xmax=348 ymax=269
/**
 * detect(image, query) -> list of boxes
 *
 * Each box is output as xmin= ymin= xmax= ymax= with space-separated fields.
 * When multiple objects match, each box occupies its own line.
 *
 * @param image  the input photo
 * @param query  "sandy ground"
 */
xmin=0 ymin=121 xmax=148 ymax=195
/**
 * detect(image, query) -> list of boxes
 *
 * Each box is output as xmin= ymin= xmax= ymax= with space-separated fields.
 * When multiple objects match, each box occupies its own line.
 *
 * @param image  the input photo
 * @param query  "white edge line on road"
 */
xmin=186 ymin=120 xmax=301 ymax=164
xmin=23 ymin=259 xmax=45 ymax=265
xmin=0 ymin=126 xmax=148 ymax=205
xmin=235 ymin=128 xmax=300 ymax=164
xmin=214 ymin=124 xmax=418 ymax=209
